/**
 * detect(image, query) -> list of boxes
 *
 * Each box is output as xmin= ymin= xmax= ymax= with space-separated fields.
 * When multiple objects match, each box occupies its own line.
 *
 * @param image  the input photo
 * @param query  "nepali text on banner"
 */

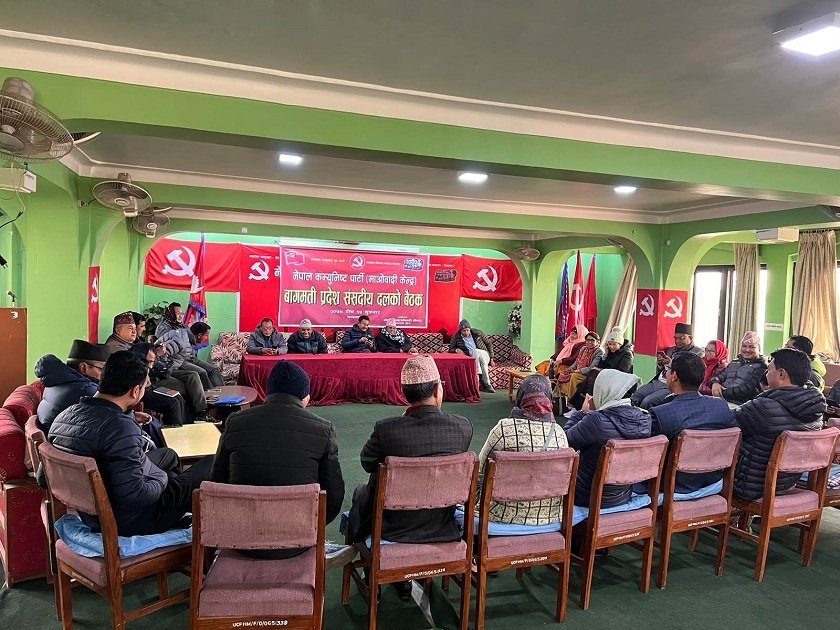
xmin=278 ymin=248 xmax=430 ymax=328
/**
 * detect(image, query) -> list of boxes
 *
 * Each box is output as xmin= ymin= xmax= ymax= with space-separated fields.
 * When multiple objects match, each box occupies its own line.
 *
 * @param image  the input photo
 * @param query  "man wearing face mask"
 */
xmin=47 ymin=351 xmax=213 ymax=536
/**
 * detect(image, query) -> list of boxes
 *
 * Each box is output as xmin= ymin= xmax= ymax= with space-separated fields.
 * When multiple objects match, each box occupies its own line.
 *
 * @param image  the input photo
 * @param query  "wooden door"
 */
xmin=0 ymin=308 xmax=27 ymax=400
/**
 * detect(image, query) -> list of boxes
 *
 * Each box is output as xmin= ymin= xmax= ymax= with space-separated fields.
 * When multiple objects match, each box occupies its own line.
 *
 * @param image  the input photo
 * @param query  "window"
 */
xmin=691 ymin=266 xmax=768 ymax=346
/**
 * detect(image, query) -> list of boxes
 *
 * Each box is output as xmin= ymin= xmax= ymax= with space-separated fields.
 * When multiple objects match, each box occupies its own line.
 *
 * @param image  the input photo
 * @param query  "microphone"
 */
xmin=7 ymin=290 xmax=18 ymax=303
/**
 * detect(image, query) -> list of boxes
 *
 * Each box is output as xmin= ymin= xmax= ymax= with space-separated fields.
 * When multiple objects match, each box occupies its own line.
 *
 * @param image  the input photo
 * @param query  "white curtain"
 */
xmin=602 ymin=257 xmax=637 ymax=338
xmin=727 ymin=243 xmax=759 ymax=358
xmin=792 ymin=229 xmax=840 ymax=361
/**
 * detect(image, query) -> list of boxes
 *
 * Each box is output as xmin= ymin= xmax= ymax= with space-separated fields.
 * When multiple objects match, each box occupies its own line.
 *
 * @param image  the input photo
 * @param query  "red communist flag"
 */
xmin=460 ymin=255 xmax=523 ymax=301
xmin=568 ymin=250 xmax=585 ymax=330
xmin=583 ymin=254 xmax=597 ymax=332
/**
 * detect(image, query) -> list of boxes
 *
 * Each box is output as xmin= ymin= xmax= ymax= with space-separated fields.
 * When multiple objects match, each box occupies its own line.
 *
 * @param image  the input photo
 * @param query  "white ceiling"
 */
xmin=5 ymin=0 xmax=840 ymax=145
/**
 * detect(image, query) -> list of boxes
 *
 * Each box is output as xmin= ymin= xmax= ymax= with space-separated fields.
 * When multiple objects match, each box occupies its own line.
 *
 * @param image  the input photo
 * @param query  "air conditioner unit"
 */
xmin=756 ymin=227 xmax=799 ymax=243
xmin=0 ymin=167 xmax=36 ymax=193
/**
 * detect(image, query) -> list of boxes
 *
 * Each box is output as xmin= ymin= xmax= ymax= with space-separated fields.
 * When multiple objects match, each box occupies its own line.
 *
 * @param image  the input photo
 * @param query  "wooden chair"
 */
xmin=730 ymin=427 xmax=840 ymax=582
xmin=573 ymin=435 xmax=668 ymax=610
xmin=342 ymin=452 xmax=479 ymax=630
xmin=474 ymin=449 xmax=579 ymax=628
xmin=38 ymin=441 xmax=191 ymax=629
xmin=190 ymin=481 xmax=326 ymax=629
xmin=657 ymin=427 xmax=742 ymax=589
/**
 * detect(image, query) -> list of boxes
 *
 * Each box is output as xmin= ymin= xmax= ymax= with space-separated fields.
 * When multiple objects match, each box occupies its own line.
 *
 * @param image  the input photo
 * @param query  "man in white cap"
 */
xmin=346 ymin=355 xmax=473 ymax=598
xmin=287 ymin=319 xmax=328 ymax=354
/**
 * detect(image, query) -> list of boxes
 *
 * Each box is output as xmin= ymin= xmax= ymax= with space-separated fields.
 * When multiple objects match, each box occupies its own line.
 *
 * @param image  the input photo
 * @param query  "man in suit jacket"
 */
xmin=348 ymin=355 xmax=473 ymax=544
xmin=448 ymin=319 xmax=495 ymax=393
xmin=649 ymin=352 xmax=736 ymax=494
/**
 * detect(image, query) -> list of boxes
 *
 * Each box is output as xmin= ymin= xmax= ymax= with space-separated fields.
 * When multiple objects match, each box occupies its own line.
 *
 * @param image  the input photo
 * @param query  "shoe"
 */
xmin=563 ymin=409 xmax=575 ymax=419
xmin=325 ymin=542 xmax=357 ymax=569
xmin=480 ymin=381 xmax=496 ymax=393
xmin=194 ymin=413 xmax=215 ymax=423
xmin=393 ymin=580 xmax=413 ymax=601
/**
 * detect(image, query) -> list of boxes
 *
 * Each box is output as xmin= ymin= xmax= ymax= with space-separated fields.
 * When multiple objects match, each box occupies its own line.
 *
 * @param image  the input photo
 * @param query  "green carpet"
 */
xmin=2 ymin=392 xmax=839 ymax=628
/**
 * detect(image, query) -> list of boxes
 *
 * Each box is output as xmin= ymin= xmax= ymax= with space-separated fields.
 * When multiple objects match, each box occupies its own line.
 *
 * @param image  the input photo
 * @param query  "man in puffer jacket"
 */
xmin=734 ymin=348 xmax=825 ymax=501
xmin=563 ymin=369 xmax=650 ymax=508
xmin=36 ymin=340 xmax=110 ymax=431
xmin=710 ymin=330 xmax=768 ymax=405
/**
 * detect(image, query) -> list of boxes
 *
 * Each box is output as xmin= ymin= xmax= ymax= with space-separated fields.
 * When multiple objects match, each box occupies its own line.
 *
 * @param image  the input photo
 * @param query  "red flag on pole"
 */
xmin=583 ymin=254 xmax=598 ymax=332
xmin=184 ymin=234 xmax=207 ymax=326
xmin=568 ymin=250 xmax=585 ymax=330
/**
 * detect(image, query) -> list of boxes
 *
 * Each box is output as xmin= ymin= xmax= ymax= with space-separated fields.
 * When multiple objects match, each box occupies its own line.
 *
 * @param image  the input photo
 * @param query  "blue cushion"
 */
xmin=656 ymin=480 xmax=723 ymax=506
xmin=454 ymin=507 xmax=563 ymax=536
xmin=572 ymin=493 xmax=652 ymax=526
xmin=55 ymin=514 xmax=191 ymax=558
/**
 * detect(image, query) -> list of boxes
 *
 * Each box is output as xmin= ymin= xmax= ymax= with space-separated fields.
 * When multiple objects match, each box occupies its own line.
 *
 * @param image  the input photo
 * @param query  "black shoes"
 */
xmin=480 ymin=380 xmax=496 ymax=393
xmin=393 ymin=580 xmax=413 ymax=601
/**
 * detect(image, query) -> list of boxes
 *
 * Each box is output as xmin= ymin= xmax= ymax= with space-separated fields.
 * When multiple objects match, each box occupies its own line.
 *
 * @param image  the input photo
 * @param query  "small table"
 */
xmin=161 ymin=424 xmax=222 ymax=463
xmin=205 ymin=385 xmax=259 ymax=424
xmin=506 ymin=368 xmax=537 ymax=402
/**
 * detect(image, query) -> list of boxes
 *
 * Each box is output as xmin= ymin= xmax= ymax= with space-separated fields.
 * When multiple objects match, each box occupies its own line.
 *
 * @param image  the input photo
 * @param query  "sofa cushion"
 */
xmin=410 ymin=333 xmax=446 ymax=354
xmin=0 ymin=409 xmax=28 ymax=481
xmin=3 ymin=385 xmax=41 ymax=429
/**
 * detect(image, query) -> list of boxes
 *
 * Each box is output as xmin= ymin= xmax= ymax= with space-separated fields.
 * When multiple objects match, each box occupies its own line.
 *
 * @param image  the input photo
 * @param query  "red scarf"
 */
xmin=702 ymin=340 xmax=729 ymax=388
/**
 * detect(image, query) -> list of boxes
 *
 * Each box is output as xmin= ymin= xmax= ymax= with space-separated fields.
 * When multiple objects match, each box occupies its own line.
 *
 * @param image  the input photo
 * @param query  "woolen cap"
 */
xmin=401 ymin=355 xmax=441 ymax=385
xmin=299 ymin=319 xmax=313 ymax=328
xmin=674 ymin=322 xmax=692 ymax=335
xmin=605 ymin=326 xmax=624 ymax=345
xmin=68 ymin=339 xmax=110 ymax=363
xmin=459 ymin=319 xmax=471 ymax=330
xmin=266 ymin=360 xmax=311 ymax=400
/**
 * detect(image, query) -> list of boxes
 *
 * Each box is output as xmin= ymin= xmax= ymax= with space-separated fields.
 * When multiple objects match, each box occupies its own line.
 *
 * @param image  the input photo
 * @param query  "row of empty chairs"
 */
xmin=26 ymin=418 xmax=840 ymax=629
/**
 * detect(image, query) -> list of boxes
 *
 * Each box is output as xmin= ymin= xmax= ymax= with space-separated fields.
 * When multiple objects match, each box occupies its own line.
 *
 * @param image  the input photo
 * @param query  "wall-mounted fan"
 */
xmin=512 ymin=244 xmax=541 ymax=261
xmin=0 ymin=77 xmax=74 ymax=163
xmin=132 ymin=209 xmax=170 ymax=239
xmin=92 ymin=172 xmax=152 ymax=217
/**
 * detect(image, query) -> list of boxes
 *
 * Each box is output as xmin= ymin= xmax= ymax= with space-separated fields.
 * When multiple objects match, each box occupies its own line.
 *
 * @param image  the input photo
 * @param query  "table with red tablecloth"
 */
xmin=238 ymin=353 xmax=480 ymax=405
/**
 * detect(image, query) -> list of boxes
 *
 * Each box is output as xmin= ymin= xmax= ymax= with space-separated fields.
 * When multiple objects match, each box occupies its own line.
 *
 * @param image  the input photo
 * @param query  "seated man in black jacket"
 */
xmin=210 ymin=360 xmax=345 ymax=560
xmin=48 ymin=351 xmax=212 ymax=536
xmin=734 ymin=348 xmax=825 ymax=502
xmin=287 ymin=319 xmax=328 ymax=354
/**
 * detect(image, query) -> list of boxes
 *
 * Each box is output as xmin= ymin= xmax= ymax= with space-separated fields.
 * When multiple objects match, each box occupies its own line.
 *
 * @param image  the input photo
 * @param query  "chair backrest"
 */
xmin=490 ymin=449 xmax=577 ymax=502
xmin=197 ymin=481 xmax=321 ymax=549
xmin=828 ymin=418 xmax=840 ymax=452
xmin=776 ymin=428 xmax=840 ymax=473
xmin=37 ymin=441 xmax=99 ymax=515
xmin=383 ymin=452 xmax=477 ymax=510
xmin=674 ymin=428 xmax=742 ymax=474
xmin=25 ymin=415 xmax=46 ymax=473
xmin=603 ymin=435 xmax=669 ymax=485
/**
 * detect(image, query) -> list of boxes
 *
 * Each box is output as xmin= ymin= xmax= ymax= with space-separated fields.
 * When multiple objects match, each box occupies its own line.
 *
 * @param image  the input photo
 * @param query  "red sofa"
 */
xmin=0 ymin=384 xmax=48 ymax=587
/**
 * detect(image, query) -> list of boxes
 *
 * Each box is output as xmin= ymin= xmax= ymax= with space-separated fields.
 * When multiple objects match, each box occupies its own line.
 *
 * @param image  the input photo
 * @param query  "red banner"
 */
xmin=460 ymin=255 xmax=522 ymax=301
xmin=428 ymin=255 xmax=462 ymax=334
xmin=569 ymin=251 xmax=584 ymax=330
xmin=144 ymin=239 xmax=239 ymax=292
xmin=279 ymin=248 xmax=429 ymax=328
xmin=633 ymin=289 xmax=690 ymax=355
xmin=88 ymin=266 xmax=100 ymax=343
xmin=239 ymin=245 xmax=281 ymax=333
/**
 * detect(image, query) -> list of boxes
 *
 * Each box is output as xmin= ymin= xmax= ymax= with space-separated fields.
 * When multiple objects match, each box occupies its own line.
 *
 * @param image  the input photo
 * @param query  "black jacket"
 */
xmin=48 ymin=397 xmax=168 ymax=535
xmin=287 ymin=330 xmax=328 ymax=354
xmin=595 ymin=339 xmax=634 ymax=373
xmin=710 ymin=355 xmax=768 ymax=405
xmin=210 ymin=393 xmax=344 ymax=524
xmin=341 ymin=324 xmax=376 ymax=352
xmin=375 ymin=330 xmax=412 ymax=353
xmin=734 ymin=386 xmax=825 ymax=501
xmin=359 ymin=405 xmax=473 ymax=543
xmin=448 ymin=328 xmax=494 ymax=362
xmin=35 ymin=355 xmax=99 ymax=431
xmin=563 ymin=404 xmax=651 ymax=508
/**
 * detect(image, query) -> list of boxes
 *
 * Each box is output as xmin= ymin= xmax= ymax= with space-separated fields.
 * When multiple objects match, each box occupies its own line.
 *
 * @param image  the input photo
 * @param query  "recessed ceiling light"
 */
xmin=458 ymin=172 xmax=488 ymax=184
xmin=614 ymin=185 xmax=637 ymax=195
xmin=775 ymin=11 xmax=840 ymax=57
xmin=278 ymin=153 xmax=303 ymax=166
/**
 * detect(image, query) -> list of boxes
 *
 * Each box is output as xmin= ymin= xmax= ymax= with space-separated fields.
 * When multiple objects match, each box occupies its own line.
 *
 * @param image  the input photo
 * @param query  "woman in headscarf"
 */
xmin=555 ymin=331 xmax=604 ymax=400
xmin=699 ymin=339 xmax=729 ymax=396
xmin=548 ymin=325 xmax=588 ymax=379
xmin=563 ymin=369 xmax=649 ymax=508
xmin=478 ymin=374 xmax=568 ymax=525
xmin=709 ymin=331 xmax=767 ymax=405
xmin=374 ymin=318 xmax=413 ymax=353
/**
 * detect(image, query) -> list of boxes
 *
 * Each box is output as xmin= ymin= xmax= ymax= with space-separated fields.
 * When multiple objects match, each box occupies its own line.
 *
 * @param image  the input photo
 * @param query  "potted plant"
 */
xmin=143 ymin=300 xmax=170 ymax=339
xmin=507 ymin=303 xmax=522 ymax=339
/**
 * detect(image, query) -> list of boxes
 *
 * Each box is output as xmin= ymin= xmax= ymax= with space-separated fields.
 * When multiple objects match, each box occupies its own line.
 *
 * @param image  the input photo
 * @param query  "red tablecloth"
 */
xmin=238 ymin=354 xmax=480 ymax=405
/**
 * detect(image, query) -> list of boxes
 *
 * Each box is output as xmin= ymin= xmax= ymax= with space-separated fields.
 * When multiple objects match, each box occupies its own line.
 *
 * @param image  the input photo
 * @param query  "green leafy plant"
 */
xmin=143 ymin=300 xmax=170 ymax=338
xmin=507 ymin=303 xmax=522 ymax=339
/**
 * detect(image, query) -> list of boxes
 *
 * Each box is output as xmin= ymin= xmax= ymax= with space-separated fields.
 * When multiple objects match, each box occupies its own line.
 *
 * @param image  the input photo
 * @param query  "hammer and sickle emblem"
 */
xmin=90 ymin=275 xmax=99 ymax=303
xmin=639 ymin=294 xmax=655 ymax=317
xmin=249 ymin=260 xmax=270 ymax=281
xmin=472 ymin=265 xmax=499 ymax=292
xmin=663 ymin=296 xmax=684 ymax=319
xmin=351 ymin=255 xmax=365 ymax=269
xmin=162 ymin=247 xmax=196 ymax=277
xmin=569 ymin=284 xmax=584 ymax=312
